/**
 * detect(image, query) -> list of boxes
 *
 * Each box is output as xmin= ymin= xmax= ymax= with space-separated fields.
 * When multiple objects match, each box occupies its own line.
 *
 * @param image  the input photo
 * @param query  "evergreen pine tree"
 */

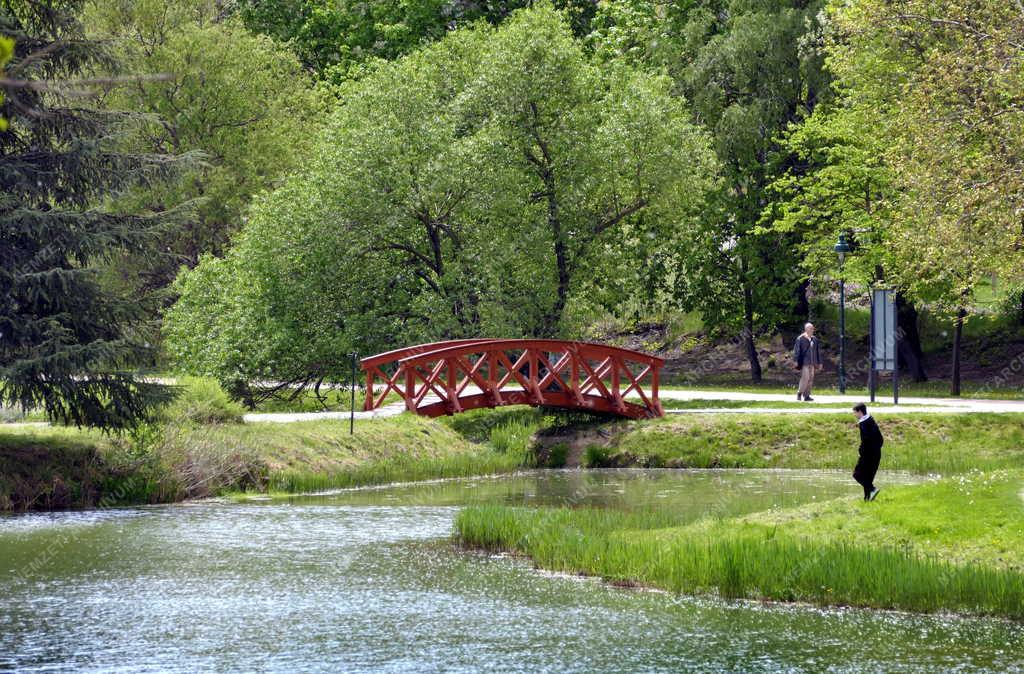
xmin=1 ymin=0 xmax=183 ymax=428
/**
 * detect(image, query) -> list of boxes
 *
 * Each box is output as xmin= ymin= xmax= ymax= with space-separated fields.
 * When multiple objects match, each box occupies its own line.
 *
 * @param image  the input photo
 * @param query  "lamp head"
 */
xmin=834 ymin=233 xmax=852 ymax=265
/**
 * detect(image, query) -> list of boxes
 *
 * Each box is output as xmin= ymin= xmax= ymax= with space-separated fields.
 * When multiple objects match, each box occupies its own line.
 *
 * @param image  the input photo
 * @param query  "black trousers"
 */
xmin=853 ymin=452 xmax=881 ymax=499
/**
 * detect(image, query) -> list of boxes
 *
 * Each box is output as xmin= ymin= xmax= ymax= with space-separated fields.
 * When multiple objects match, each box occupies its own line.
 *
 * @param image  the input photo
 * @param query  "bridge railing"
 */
xmin=361 ymin=339 xmax=663 ymax=419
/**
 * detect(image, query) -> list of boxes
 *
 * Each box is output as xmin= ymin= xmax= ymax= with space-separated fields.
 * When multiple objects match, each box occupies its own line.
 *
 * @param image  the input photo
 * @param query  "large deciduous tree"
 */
xmin=84 ymin=0 xmax=320 ymax=290
xmin=1 ymin=0 xmax=182 ymax=428
xmin=781 ymin=0 xmax=1024 ymax=393
xmin=762 ymin=59 xmax=931 ymax=382
xmin=235 ymin=0 xmax=600 ymax=78
xmin=463 ymin=8 xmax=716 ymax=332
xmin=590 ymin=0 xmax=832 ymax=381
xmin=165 ymin=5 xmax=716 ymax=393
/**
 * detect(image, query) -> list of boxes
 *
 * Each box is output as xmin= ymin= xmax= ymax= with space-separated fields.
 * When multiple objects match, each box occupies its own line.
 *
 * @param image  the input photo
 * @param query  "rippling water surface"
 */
xmin=1 ymin=469 xmax=1021 ymax=673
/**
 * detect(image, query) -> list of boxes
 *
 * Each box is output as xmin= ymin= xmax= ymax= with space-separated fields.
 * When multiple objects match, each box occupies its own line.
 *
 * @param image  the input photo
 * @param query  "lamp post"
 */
xmin=834 ymin=233 xmax=852 ymax=394
xmin=349 ymin=351 xmax=358 ymax=435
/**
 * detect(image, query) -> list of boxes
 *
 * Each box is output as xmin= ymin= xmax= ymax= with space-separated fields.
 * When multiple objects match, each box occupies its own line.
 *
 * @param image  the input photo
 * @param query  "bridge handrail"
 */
xmin=361 ymin=338 xmax=664 ymax=419
xmin=394 ymin=338 xmax=665 ymax=367
xmin=360 ymin=339 xmax=495 ymax=368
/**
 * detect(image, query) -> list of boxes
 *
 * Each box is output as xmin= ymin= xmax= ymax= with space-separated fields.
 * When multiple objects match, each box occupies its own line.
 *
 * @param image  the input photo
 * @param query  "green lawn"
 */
xmin=696 ymin=470 xmax=1024 ymax=571
xmin=595 ymin=413 xmax=1024 ymax=474
xmin=643 ymin=398 xmax=933 ymax=410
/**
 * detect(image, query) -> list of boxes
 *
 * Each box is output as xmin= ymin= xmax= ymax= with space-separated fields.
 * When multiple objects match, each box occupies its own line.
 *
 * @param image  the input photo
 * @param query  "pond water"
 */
xmin=1 ymin=469 xmax=1021 ymax=673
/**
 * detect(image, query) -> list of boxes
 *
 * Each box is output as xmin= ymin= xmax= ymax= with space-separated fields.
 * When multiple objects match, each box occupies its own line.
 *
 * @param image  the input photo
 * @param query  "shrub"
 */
xmin=161 ymin=377 xmax=245 ymax=425
xmin=583 ymin=444 xmax=611 ymax=467
xmin=545 ymin=442 xmax=569 ymax=468
xmin=489 ymin=418 xmax=535 ymax=454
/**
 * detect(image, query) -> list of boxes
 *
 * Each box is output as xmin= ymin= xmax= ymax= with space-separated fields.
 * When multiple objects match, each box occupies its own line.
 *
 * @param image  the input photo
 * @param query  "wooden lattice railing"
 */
xmin=362 ymin=339 xmax=663 ymax=419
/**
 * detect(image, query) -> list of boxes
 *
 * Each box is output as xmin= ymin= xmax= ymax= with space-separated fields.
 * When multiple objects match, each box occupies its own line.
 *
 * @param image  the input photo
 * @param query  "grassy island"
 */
xmin=457 ymin=470 xmax=1024 ymax=618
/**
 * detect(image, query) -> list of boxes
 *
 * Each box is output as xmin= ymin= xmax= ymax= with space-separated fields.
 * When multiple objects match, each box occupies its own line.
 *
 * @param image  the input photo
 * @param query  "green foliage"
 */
xmin=537 ymin=442 xmax=569 ymax=468
xmin=235 ymin=0 xmax=600 ymax=78
xmin=160 ymin=377 xmax=245 ymax=425
xmin=757 ymin=0 xmax=1024 ymax=390
xmin=771 ymin=0 xmax=1024 ymax=317
xmin=762 ymin=96 xmax=893 ymax=284
xmin=582 ymin=444 xmax=611 ymax=467
xmin=165 ymin=5 xmax=716 ymax=388
xmin=0 ymin=0 xmax=182 ymax=429
xmin=590 ymin=0 xmax=832 ymax=367
xmin=440 ymin=406 xmax=550 ymax=443
xmin=488 ymin=418 xmax=535 ymax=456
xmin=84 ymin=1 xmax=321 ymax=288
xmin=0 ymin=34 xmax=11 ymax=130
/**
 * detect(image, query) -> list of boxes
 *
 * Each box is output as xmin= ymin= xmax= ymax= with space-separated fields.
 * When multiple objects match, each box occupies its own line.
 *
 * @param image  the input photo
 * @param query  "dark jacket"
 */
xmin=793 ymin=334 xmax=821 ymax=368
xmin=858 ymin=416 xmax=884 ymax=456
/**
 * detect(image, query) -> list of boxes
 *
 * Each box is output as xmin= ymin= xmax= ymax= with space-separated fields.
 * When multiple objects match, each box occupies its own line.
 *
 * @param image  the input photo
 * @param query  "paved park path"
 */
xmin=242 ymin=388 xmax=1024 ymax=423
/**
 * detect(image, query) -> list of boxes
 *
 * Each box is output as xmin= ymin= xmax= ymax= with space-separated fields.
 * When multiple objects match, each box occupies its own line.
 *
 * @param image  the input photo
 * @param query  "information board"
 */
xmin=871 ymin=288 xmax=897 ymax=372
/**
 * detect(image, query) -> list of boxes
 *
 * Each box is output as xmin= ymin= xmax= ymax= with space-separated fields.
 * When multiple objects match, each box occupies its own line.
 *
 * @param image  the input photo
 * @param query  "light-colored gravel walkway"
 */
xmin=239 ymin=387 xmax=1024 ymax=423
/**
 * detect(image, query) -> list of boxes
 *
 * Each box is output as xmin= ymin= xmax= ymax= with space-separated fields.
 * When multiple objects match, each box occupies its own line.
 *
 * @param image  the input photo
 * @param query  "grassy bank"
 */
xmin=456 ymin=470 xmax=1024 ymax=618
xmin=0 ymin=414 xmax=527 ymax=511
xmin=590 ymin=413 xmax=1024 ymax=474
xmin=0 ymin=426 xmax=151 ymax=510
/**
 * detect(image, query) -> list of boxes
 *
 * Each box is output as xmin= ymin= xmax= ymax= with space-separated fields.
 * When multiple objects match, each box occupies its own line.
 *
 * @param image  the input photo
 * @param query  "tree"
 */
xmin=763 ymin=77 xmax=930 ymax=381
xmin=235 ymin=0 xmax=601 ymax=78
xmin=463 ymin=6 xmax=717 ymax=332
xmin=590 ymin=0 xmax=832 ymax=381
xmin=0 ymin=0 xmax=182 ymax=428
xmin=165 ymin=5 xmax=716 ymax=392
xmin=824 ymin=0 xmax=1024 ymax=393
xmin=84 ymin=0 xmax=321 ymax=289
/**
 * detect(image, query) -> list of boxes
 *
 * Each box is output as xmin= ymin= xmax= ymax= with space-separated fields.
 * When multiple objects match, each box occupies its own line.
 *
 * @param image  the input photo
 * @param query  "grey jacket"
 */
xmin=793 ymin=334 xmax=821 ymax=368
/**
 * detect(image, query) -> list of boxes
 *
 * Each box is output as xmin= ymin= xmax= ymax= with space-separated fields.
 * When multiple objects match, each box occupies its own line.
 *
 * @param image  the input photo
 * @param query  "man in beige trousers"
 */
xmin=793 ymin=323 xmax=822 ymax=401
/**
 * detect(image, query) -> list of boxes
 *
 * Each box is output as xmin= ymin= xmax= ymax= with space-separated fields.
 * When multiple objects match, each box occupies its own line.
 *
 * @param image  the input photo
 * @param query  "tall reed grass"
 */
xmin=456 ymin=504 xmax=1024 ymax=618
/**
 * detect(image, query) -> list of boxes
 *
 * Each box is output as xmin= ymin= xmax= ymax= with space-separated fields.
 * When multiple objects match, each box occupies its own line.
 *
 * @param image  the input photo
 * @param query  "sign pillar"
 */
xmin=870 ymin=289 xmax=899 ymax=405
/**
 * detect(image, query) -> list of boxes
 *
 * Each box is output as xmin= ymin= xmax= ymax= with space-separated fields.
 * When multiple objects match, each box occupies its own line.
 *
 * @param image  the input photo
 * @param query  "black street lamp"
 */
xmin=350 ymin=351 xmax=359 ymax=435
xmin=834 ymin=233 xmax=853 ymax=394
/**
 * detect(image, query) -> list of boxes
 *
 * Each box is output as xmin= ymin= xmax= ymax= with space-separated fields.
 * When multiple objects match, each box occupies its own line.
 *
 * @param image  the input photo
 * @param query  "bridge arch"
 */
xmin=362 ymin=339 xmax=664 ymax=419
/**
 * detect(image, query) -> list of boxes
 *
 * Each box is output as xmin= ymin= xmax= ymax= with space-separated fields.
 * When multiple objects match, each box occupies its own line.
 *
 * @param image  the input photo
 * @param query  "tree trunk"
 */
xmin=1019 ymin=289 xmax=1024 ymax=325
xmin=550 ymin=232 xmax=570 ymax=333
xmin=740 ymin=260 xmax=762 ymax=382
xmin=544 ymin=187 xmax=570 ymax=337
xmin=787 ymin=276 xmax=810 ymax=335
xmin=895 ymin=293 xmax=927 ymax=382
xmin=951 ymin=306 xmax=966 ymax=396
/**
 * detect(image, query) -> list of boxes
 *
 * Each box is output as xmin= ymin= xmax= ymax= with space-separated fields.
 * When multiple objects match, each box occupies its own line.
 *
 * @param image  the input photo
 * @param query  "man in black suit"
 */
xmin=852 ymin=403 xmax=883 ymax=501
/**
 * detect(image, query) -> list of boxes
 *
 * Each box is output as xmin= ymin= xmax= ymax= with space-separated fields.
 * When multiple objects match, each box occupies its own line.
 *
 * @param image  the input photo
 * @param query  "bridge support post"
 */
xmin=404 ymin=366 xmax=416 ymax=412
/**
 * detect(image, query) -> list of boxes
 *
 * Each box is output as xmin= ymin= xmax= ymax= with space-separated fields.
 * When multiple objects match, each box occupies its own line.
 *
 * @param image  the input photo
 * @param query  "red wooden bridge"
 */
xmin=361 ymin=339 xmax=664 ymax=419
